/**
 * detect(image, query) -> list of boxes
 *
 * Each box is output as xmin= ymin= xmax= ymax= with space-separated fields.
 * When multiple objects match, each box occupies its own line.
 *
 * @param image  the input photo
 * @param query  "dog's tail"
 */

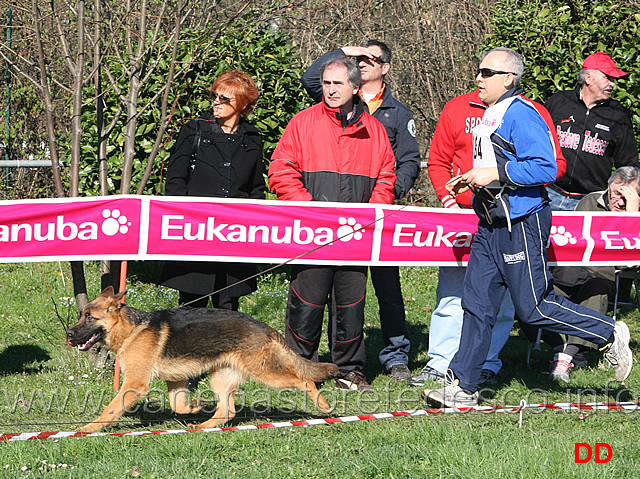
xmin=272 ymin=332 xmax=339 ymax=381
xmin=293 ymin=354 xmax=340 ymax=382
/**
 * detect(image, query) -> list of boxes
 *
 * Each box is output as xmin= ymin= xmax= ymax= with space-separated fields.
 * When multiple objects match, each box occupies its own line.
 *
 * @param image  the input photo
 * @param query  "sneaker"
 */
xmin=389 ymin=364 xmax=411 ymax=381
xmin=603 ymin=321 xmax=633 ymax=382
xmin=478 ymin=369 xmax=498 ymax=387
xmin=335 ymin=371 xmax=376 ymax=392
xmin=572 ymin=352 xmax=589 ymax=369
xmin=407 ymin=365 xmax=445 ymax=387
xmin=549 ymin=352 xmax=573 ymax=383
xmin=422 ymin=378 xmax=479 ymax=408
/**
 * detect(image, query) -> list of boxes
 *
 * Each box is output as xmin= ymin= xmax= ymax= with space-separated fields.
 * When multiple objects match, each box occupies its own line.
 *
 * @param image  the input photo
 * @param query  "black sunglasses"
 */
xmin=477 ymin=67 xmax=515 ymax=78
xmin=357 ymin=55 xmax=385 ymax=65
xmin=211 ymin=92 xmax=235 ymax=104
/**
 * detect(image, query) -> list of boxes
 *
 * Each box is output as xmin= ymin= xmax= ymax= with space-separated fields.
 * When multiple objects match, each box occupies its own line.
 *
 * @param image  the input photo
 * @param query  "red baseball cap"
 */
xmin=582 ymin=52 xmax=629 ymax=78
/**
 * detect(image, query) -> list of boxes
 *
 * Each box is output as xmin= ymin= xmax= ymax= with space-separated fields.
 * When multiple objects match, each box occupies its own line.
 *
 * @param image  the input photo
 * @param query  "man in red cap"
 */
xmin=545 ymin=52 xmax=639 ymax=211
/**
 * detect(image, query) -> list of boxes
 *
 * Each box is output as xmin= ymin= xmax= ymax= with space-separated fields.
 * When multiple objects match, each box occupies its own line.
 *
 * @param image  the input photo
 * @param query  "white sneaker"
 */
xmin=549 ymin=352 xmax=573 ymax=383
xmin=603 ymin=321 xmax=633 ymax=382
xmin=422 ymin=378 xmax=478 ymax=408
xmin=407 ymin=365 xmax=445 ymax=387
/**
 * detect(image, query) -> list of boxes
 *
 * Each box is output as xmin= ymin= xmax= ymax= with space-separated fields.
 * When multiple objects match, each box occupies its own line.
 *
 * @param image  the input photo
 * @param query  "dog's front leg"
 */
xmin=79 ymin=382 xmax=149 ymax=432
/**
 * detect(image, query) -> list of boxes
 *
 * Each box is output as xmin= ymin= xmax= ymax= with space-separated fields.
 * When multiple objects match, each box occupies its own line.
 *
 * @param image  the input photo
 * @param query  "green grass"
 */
xmin=1 ymin=262 xmax=640 ymax=477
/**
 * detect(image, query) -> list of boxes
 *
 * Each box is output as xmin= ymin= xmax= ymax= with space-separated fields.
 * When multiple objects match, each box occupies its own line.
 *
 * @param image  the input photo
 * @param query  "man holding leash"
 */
xmin=269 ymin=56 xmax=396 ymax=392
xmin=413 ymin=84 xmax=566 ymax=388
xmin=423 ymin=47 xmax=632 ymax=408
xmin=301 ymin=40 xmax=421 ymax=381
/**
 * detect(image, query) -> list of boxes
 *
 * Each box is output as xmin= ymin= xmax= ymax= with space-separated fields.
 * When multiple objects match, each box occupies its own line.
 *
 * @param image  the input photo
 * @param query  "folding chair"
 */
xmin=612 ymin=269 xmax=640 ymax=321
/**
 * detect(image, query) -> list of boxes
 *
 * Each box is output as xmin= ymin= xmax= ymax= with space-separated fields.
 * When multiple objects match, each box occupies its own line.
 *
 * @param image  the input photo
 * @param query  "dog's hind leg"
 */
xmin=167 ymin=380 xmax=204 ymax=415
xmin=302 ymin=382 xmax=333 ymax=414
xmin=194 ymin=367 xmax=243 ymax=428
xmin=259 ymin=371 xmax=333 ymax=414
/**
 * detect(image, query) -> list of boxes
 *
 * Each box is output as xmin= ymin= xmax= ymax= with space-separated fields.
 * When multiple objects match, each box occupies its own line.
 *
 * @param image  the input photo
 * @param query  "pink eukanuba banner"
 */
xmin=1 ymin=195 xmax=639 ymax=266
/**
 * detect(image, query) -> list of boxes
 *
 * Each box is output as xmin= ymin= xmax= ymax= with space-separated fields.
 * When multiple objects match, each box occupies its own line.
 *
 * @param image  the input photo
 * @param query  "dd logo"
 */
xmin=574 ymin=443 xmax=613 ymax=463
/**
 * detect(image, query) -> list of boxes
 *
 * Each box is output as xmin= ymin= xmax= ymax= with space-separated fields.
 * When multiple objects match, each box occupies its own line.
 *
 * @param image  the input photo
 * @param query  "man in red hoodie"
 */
xmin=407 ymin=88 xmax=566 ymax=388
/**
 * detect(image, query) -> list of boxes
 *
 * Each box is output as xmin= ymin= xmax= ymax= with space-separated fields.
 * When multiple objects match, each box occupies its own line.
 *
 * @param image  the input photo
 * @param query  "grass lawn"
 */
xmin=0 ymin=261 xmax=639 ymax=477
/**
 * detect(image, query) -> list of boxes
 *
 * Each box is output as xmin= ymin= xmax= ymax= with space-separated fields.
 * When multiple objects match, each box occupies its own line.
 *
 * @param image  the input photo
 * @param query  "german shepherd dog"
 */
xmin=67 ymin=286 xmax=339 ymax=432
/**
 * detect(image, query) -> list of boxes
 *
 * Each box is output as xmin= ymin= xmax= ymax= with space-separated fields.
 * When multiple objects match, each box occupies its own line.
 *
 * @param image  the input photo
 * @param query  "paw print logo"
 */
xmin=101 ymin=209 xmax=131 ymax=236
xmin=550 ymin=225 xmax=577 ymax=246
xmin=336 ymin=217 xmax=364 ymax=242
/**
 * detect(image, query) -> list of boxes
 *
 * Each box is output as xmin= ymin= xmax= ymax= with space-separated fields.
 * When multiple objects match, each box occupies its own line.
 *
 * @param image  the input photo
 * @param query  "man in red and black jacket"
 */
xmin=269 ymin=56 xmax=396 ymax=392
xmin=545 ymin=52 xmax=639 ymax=211
xmin=301 ymin=40 xmax=420 ymax=381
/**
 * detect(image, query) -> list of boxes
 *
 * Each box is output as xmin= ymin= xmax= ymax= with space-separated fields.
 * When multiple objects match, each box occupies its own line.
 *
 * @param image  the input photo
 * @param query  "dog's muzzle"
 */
xmin=67 ymin=328 xmax=103 ymax=351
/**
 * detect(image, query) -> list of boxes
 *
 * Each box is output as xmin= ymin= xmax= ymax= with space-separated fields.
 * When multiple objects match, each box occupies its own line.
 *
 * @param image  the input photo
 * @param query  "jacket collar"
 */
xmin=493 ymin=86 xmax=523 ymax=106
xmin=598 ymin=190 xmax=610 ymax=210
xmin=322 ymin=95 xmax=366 ymax=130
xmin=468 ymin=89 xmax=487 ymax=110
xmin=199 ymin=111 xmax=259 ymax=135
xmin=575 ymin=85 xmax=611 ymax=109
xmin=375 ymin=82 xmax=394 ymax=109
xmin=365 ymin=82 xmax=404 ymax=112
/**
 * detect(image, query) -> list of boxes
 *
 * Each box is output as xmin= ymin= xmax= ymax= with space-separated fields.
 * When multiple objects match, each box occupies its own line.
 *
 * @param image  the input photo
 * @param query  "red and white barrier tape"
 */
xmin=1 ymin=401 xmax=638 ymax=442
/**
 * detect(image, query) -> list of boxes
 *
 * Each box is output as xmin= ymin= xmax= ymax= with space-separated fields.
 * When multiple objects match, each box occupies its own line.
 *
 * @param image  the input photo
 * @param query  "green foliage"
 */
xmin=73 ymin=17 xmax=310 ymax=196
xmin=484 ymin=0 xmax=640 ymax=145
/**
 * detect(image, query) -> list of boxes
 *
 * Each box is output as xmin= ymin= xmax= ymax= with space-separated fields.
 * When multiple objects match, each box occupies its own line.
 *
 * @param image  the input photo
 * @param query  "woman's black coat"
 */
xmin=159 ymin=111 xmax=264 ymax=298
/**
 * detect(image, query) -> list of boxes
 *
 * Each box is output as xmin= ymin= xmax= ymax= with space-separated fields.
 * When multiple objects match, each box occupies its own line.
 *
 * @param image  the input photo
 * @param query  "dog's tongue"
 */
xmin=73 ymin=333 xmax=101 ymax=351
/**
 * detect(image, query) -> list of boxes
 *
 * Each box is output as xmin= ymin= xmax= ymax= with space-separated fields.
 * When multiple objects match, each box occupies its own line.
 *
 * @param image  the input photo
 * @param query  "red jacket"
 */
xmin=427 ymin=90 xmax=566 ymax=209
xmin=269 ymin=100 xmax=396 ymax=204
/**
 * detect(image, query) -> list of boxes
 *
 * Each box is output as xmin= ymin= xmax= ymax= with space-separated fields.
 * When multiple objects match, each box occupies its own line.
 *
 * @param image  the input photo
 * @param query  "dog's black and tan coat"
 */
xmin=67 ymin=287 xmax=339 ymax=432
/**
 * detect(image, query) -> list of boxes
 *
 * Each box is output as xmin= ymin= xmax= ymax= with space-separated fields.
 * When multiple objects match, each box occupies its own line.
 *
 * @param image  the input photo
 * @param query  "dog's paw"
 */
xmin=77 ymin=422 xmax=102 ymax=433
xmin=190 ymin=417 xmax=229 ymax=429
xmin=189 ymin=397 xmax=206 ymax=414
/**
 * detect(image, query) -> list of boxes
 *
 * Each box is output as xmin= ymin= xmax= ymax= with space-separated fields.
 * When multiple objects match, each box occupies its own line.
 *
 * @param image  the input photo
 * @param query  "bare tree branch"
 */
xmin=32 ymin=0 xmax=65 ymax=198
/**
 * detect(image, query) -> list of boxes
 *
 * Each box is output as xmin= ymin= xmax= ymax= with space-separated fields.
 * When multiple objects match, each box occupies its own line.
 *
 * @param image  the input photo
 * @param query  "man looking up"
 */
xmin=301 ymin=40 xmax=421 ymax=380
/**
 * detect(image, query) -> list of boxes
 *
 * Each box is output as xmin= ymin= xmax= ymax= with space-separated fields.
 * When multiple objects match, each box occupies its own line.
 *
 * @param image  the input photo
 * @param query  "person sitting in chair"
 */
xmin=523 ymin=166 xmax=640 ymax=382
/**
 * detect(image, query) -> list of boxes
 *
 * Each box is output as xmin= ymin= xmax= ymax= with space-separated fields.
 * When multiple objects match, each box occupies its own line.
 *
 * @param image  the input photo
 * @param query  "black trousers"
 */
xmin=285 ymin=265 xmax=367 ymax=376
xmin=370 ymin=265 xmax=410 ymax=368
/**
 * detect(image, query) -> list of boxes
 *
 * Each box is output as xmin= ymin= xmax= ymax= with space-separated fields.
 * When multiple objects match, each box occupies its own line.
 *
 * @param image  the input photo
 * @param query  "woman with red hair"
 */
xmin=160 ymin=69 xmax=264 ymax=311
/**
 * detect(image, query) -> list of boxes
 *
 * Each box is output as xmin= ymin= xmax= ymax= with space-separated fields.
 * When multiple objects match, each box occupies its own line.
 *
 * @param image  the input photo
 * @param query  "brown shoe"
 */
xmin=335 ymin=371 xmax=375 ymax=392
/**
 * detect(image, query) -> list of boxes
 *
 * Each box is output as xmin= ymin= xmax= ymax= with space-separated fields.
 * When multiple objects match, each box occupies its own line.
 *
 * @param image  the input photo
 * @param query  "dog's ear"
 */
xmin=100 ymin=286 xmax=115 ymax=297
xmin=113 ymin=290 xmax=127 ymax=305
xmin=107 ymin=291 xmax=127 ymax=312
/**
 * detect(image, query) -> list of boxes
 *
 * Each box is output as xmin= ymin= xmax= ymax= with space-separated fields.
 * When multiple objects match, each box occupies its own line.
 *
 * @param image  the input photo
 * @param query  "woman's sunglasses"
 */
xmin=211 ymin=92 xmax=235 ymax=104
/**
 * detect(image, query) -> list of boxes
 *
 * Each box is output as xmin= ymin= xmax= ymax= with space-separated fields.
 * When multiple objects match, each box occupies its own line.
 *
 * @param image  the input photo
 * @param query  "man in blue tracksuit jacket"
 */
xmin=423 ymin=47 xmax=633 ymax=408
